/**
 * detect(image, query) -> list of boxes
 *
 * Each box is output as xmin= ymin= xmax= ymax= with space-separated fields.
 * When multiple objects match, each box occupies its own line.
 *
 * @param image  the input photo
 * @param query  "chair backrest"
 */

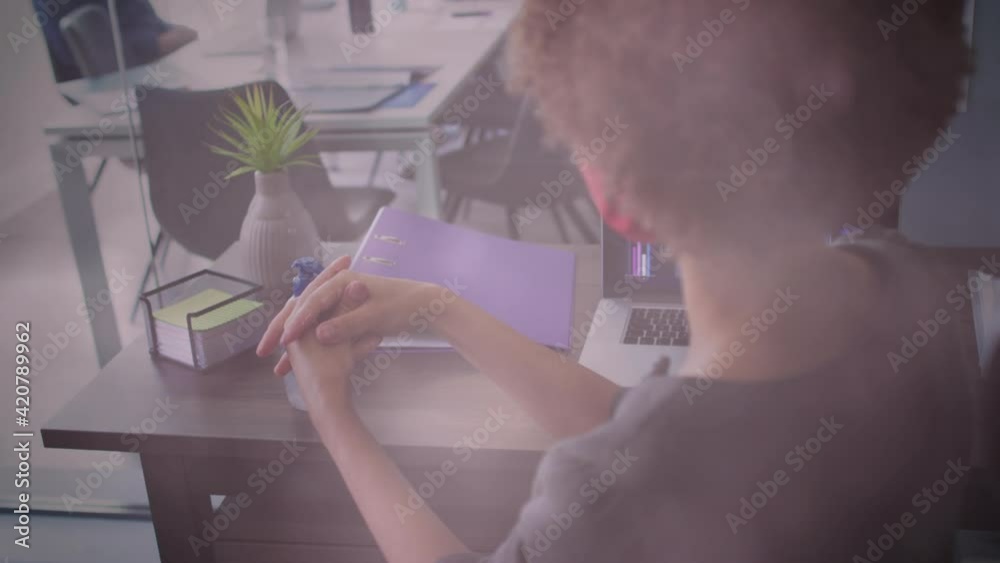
xmin=138 ymin=80 xmax=349 ymax=260
xmin=507 ymin=98 xmax=563 ymax=162
xmin=58 ymin=4 xmax=118 ymax=79
xmin=473 ymin=97 xmax=574 ymax=180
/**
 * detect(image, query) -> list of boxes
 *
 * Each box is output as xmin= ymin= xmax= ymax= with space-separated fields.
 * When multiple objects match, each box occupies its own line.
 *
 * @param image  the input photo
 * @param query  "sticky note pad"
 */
xmin=153 ymin=289 xmax=262 ymax=331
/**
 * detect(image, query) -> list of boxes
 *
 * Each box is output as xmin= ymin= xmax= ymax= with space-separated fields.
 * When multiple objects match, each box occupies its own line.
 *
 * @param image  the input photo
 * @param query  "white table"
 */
xmin=44 ymin=1 xmax=514 ymax=367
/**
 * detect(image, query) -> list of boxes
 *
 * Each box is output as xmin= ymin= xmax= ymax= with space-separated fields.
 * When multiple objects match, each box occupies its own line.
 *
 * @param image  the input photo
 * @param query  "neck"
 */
xmin=675 ymin=239 xmax=877 ymax=382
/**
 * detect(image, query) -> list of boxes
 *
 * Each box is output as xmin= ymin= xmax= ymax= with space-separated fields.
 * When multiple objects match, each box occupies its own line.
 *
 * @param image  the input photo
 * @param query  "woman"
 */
xmin=35 ymin=0 xmax=197 ymax=83
xmin=257 ymin=0 xmax=976 ymax=561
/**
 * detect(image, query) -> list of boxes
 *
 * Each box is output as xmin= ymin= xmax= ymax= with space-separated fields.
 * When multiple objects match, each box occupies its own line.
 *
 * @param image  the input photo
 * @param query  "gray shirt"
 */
xmin=442 ymin=231 xmax=976 ymax=563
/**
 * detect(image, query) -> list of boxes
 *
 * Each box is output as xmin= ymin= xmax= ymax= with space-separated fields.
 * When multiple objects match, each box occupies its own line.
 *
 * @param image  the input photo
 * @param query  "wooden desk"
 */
xmin=42 ymin=244 xmax=600 ymax=563
xmin=41 ymin=243 xmax=1000 ymax=561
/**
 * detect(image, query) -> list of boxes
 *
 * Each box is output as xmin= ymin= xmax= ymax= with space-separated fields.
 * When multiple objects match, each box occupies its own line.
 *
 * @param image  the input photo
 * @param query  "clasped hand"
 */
xmin=256 ymin=256 xmax=441 ymax=409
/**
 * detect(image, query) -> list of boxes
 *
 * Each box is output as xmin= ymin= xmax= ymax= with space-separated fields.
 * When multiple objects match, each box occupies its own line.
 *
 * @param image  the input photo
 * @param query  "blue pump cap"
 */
xmin=291 ymin=257 xmax=324 ymax=297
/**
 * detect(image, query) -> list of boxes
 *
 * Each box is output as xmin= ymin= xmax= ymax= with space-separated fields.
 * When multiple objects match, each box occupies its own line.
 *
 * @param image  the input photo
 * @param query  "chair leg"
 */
xmin=157 ymin=236 xmax=171 ymax=268
xmin=396 ymin=151 xmax=417 ymax=180
xmin=551 ymin=205 xmax=571 ymax=244
xmin=130 ymin=232 xmax=165 ymax=320
xmin=131 ymin=259 xmax=157 ymax=320
xmin=561 ymin=200 xmax=599 ymax=244
xmin=506 ymin=207 xmax=521 ymax=240
xmin=88 ymin=158 xmax=109 ymax=194
xmin=460 ymin=197 xmax=473 ymax=221
xmin=366 ymin=151 xmax=384 ymax=188
xmin=443 ymin=193 xmax=463 ymax=223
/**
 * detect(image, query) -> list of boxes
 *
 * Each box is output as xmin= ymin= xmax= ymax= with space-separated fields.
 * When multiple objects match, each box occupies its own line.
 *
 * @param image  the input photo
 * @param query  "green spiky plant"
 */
xmin=207 ymin=84 xmax=318 ymax=179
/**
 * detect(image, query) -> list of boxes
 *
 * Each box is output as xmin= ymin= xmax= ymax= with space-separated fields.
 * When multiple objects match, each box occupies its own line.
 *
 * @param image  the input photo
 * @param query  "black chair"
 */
xmin=58 ymin=3 xmax=119 ymax=79
xmin=136 ymin=80 xmax=395 ymax=274
xmin=437 ymin=97 xmax=598 ymax=242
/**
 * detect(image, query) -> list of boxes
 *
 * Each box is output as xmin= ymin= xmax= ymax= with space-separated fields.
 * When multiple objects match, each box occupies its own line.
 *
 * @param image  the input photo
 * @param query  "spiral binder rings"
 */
xmin=351 ymin=207 xmax=577 ymax=349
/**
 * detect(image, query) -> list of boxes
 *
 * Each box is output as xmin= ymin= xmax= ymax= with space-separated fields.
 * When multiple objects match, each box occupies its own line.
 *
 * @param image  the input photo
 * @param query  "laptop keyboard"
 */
xmin=623 ymin=307 xmax=690 ymax=347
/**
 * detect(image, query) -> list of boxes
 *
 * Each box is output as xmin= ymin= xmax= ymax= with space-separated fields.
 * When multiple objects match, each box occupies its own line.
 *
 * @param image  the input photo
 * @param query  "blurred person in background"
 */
xmin=34 ymin=0 xmax=197 ymax=83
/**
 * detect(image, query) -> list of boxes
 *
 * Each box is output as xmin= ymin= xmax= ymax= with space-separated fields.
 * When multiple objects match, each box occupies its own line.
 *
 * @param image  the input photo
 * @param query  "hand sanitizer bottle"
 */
xmin=283 ymin=257 xmax=324 ymax=411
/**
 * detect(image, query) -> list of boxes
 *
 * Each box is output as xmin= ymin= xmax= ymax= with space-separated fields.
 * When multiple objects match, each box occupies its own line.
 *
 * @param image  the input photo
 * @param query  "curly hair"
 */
xmin=506 ymin=0 xmax=972 ymax=245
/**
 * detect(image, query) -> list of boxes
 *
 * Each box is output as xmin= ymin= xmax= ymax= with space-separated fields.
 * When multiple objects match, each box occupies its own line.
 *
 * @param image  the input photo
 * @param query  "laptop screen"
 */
xmin=602 ymin=223 xmax=684 ymax=299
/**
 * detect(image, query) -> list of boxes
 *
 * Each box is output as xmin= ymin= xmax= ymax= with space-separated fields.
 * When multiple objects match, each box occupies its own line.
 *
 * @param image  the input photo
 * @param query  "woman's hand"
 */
xmin=285 ymin=330 xmax=381 ymax=413
xmin=257 ymin=255 xmax=375 ymax=375
xmin=256 ymin=255 xmax=351 ymax=362
xmin=283 ymin=272 xmax=444 ymax=345
xmin=281 ymin=259 xmax=381 ymax=411
xmin=256 ymin=255 xmax=450 ymax=377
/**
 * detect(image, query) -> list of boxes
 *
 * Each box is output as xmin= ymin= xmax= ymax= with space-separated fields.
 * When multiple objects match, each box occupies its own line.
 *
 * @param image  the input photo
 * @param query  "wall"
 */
xmin=901 ymin=0 xmax=1000 ymax=247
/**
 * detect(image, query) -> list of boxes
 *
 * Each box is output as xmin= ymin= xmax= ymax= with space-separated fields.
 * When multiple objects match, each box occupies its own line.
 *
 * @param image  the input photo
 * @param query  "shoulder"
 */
xmin=479 ymin=377 xmax=696 ymax=562
xmin=533 ymin=375 xmax=741 ymax=520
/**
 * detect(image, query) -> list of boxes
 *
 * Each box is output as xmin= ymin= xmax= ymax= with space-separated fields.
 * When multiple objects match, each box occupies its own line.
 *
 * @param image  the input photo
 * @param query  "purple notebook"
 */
xmin=350 ymin=207 xmax=576 ymax=349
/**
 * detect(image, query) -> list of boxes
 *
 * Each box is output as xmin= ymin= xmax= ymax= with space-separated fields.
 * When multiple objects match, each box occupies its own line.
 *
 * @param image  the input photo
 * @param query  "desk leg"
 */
xmin=141 ymin=454 xmax=215 ymax=562
xmin=414 ymin=134 xmax=442 ymax=219
xmin=50 ymin=142 xmax=122 ymax=367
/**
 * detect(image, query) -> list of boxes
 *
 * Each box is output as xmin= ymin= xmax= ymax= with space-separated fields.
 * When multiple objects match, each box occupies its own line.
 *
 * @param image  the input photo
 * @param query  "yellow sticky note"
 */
xmin=153 ymin=289 xmax=262 ymax=331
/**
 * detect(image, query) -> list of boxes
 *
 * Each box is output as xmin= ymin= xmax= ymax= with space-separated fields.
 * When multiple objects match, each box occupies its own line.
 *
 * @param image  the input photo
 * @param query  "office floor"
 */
xmin=1 ymin=513 xmax=159 ymax=563
xmin=0 ymin=514 xmax=996 ymax=563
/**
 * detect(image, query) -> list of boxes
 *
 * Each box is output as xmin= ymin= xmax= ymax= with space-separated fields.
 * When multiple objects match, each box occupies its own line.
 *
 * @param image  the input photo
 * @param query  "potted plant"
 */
xmin=208 ymin=84 xmax=321 ymax=296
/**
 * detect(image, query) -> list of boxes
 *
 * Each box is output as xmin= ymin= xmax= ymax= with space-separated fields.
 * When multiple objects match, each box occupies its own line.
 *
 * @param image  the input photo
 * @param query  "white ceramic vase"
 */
xmin=240 ymin=170 xmax=320 ymax=298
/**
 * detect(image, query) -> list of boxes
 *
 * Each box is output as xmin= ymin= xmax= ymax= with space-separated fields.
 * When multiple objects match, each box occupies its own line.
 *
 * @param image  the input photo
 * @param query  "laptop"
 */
xmin=578 ymin=223 xmax=689 ymax=386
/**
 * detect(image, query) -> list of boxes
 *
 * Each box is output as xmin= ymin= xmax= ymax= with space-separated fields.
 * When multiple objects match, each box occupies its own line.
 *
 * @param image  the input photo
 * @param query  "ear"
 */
xmin=579 ymin=164 xmax=659 ymax=243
